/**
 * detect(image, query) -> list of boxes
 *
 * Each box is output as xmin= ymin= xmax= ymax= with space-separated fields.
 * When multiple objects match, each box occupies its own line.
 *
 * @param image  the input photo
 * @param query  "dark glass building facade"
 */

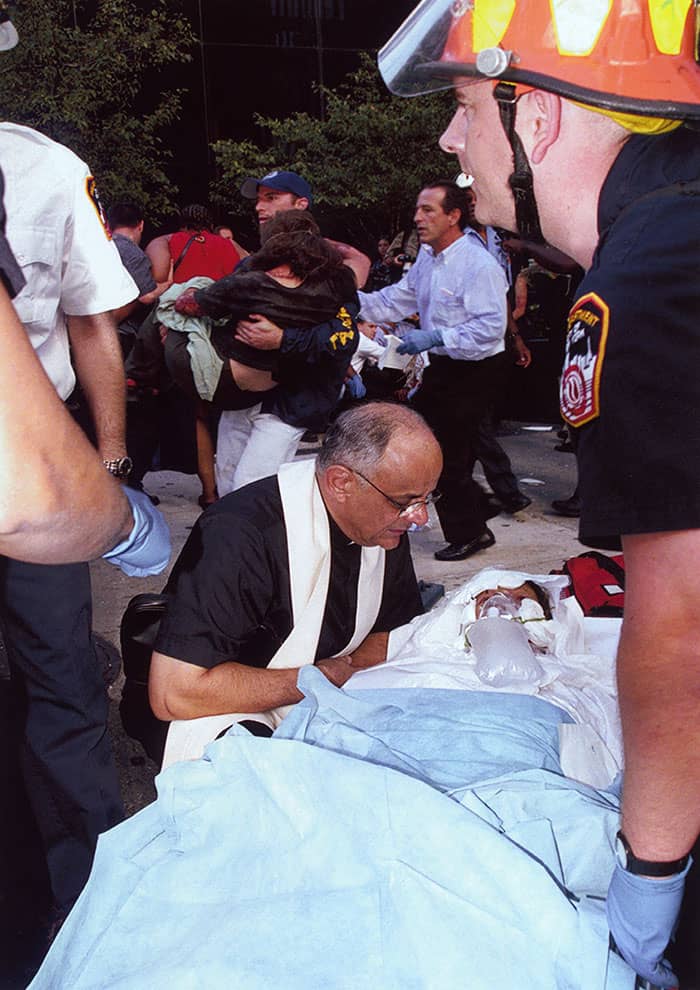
xmin=172 ymin=1 xmax=414 ymax=201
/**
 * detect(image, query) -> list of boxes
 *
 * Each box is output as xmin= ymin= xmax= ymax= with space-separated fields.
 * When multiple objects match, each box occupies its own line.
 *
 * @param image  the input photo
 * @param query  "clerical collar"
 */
xmin=328 ymin=512 xmax=358 ymax=549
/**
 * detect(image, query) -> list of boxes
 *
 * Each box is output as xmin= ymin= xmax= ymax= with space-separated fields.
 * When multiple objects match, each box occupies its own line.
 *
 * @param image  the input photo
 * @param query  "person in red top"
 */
xmin=147 ymin=204 xmax=241 ymax=285
xmin=144 ymin=205 xmax=243 ymax=506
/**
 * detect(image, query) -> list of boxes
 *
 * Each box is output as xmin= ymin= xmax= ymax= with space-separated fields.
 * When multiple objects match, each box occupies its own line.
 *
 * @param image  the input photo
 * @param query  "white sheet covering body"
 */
xmin=31 ymin=669 xmax=636 ymax=990
xmin=349 ymin=567 xmax=623 ymax=780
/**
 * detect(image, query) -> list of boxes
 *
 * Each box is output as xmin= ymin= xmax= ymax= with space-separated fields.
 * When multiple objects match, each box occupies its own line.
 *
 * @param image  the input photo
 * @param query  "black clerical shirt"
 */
xmin=155 ymin=475 xmax=422 ymax=669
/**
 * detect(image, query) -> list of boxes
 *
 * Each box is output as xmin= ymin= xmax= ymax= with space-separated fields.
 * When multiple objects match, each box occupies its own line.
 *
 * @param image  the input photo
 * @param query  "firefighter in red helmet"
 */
xmin=380 ymin=2 xmax=700 ymax=986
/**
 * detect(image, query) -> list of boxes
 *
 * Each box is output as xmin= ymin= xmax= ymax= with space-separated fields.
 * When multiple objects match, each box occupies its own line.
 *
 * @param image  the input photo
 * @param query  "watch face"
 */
xmin=105 ymin=457 xmax=133 ymax=479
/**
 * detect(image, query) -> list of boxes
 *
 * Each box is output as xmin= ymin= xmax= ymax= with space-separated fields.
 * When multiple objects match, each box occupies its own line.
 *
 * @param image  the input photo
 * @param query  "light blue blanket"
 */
xmin=31 ymin=668 xmax=634 ymax=989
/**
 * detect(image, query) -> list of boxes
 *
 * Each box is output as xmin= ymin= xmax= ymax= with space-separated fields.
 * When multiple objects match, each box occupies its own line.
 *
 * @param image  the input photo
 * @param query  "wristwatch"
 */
xmin=103 ymin=456 xmax=133 ymax=480
xmin=615 ymin=830 xmax=690 ymax=877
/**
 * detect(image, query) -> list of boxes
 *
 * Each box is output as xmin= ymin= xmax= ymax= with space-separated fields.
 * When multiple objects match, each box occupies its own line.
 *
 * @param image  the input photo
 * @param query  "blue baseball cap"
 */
xmin=240 ymin=170 xmax=313 ymax=205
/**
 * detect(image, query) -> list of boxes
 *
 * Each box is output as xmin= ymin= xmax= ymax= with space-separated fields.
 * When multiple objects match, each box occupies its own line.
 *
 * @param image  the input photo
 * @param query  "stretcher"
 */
xmin=28 ymin=566 xmax=651 ymax=989
xmin=161 ymin=566 xmax=623 ymax=787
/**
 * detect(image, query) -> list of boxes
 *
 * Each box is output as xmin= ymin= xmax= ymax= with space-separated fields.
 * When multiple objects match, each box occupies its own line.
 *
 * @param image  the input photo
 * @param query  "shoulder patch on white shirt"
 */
xmin=86 ymin=176 xmax=110 ymax=239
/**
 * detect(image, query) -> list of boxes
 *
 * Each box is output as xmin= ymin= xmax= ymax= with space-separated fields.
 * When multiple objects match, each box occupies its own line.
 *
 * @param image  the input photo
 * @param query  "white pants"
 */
xmin=215 ymin=404 xmax=306 ymax=495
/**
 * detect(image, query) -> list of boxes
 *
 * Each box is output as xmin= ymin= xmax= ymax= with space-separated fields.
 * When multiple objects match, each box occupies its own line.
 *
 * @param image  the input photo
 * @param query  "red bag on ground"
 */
xmin=560 ymin=551 xmax=625 ymax=617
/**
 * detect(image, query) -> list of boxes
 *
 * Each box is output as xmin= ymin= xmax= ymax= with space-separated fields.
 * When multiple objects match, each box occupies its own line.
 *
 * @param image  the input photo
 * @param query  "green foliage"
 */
xmin=211 ymin=53 xmax=455 ymax=246
xmin=0 ymin=0 xmax=196 ymax=222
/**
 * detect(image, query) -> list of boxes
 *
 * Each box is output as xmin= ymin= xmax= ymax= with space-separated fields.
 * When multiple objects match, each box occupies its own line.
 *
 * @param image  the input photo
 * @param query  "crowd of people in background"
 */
xmin=2 ymin=136 xmax=583 ymax=985
xmin=111 ymin=169 xmax=583 ymax=543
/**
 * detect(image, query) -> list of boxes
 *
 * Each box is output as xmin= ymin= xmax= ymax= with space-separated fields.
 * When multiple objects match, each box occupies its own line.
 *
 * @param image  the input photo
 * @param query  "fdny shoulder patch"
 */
xmin=86 ymin=176 xmax=111 ymax=239
xmin=560 ymin=291 xmax=610 ymax=427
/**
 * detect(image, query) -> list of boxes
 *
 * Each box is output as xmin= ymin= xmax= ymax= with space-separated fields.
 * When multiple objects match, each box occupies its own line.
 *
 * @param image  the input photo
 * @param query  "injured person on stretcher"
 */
xmin=31 ymin=568 xmax=658 ymax=990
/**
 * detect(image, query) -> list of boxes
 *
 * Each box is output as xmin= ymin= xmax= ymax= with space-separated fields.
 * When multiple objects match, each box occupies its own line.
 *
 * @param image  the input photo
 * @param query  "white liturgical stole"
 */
xmin=162 ymin=457 xmax=385 ymax=768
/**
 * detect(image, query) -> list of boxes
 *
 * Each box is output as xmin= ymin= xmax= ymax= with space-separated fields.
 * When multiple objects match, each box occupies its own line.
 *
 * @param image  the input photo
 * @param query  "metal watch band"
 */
xmin=103 ymin=456 xmax=133 ymax=480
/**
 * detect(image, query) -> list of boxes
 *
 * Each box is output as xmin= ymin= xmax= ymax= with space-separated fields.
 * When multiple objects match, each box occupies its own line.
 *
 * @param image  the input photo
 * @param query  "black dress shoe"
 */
xmin=500 ymin=493 xmax=532 ymax=513
xmin=551 ymin=495 xmax=582 ymax=517
xmin=554 ymin=441 xmax=574 ymax=453
xmin=483 ymin=495 xmax=503 ymax=520
xmin=434 ymin=529 xmax=495 ymax=561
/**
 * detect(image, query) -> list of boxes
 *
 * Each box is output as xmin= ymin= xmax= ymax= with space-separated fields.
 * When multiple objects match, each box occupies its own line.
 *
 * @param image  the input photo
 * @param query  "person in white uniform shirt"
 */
xmin=0 ymin=119 xmax=170 ymax=936
xmin=358 ymin=179 xmax=508 ymax=562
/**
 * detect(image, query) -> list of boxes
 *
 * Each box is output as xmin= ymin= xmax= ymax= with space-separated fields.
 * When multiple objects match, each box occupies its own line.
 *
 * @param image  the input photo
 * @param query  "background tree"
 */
xmin=210 ymin=53 xmax=454 ymax=251
xmin=0 ymin=0 xmax=196 ymax=222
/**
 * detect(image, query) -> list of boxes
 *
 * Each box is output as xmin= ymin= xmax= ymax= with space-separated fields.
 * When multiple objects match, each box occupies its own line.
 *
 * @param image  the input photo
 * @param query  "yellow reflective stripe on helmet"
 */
xmin=648 ymin=0 xmax=692 ymax=55
xmin=473 ymin=0 xmax=515 ymax=51
xmin=550 ymin=0 xmax=613 ymax=57
xmin=573 ymin=100 xmax=684 ymax=132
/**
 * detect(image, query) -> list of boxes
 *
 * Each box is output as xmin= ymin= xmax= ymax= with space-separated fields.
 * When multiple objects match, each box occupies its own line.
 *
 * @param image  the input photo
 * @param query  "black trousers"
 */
xmin=413 ymin=352 xmax=507 ymax=544
xmin=475 ymin=407 xmax=520 ymax=502
xmin=1 ymin=558 xmax=124 ymax=911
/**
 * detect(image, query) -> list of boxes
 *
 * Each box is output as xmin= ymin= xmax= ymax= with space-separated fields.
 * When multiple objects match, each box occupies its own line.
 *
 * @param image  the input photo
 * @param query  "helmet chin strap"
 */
xmin=493 ymin=82 xmax=545 ymax=243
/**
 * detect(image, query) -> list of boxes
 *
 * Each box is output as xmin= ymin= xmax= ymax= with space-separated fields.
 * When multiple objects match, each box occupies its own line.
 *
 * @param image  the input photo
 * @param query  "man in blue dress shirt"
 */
xmin=358 ymin=179 xmax=508 ymax=561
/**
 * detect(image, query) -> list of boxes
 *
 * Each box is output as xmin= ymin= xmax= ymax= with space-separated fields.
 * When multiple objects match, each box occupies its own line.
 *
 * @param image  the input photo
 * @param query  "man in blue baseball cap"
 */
xmin=239 ymin=170 xmax=367 ymax=285
xmin=240 ymin=169 xmax=313 ymax=226
xmin=209 ymin=166 xmax=370 ymax=496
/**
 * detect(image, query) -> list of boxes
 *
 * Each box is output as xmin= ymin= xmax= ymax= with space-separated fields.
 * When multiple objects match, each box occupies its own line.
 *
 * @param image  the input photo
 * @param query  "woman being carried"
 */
xmin=168 ymin=209 xmax=358 ymax=409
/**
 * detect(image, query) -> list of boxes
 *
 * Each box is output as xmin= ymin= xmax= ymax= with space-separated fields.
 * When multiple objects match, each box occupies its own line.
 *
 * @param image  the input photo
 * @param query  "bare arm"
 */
xmin=510 ymin=333 xmax=532 ymax=368
xmin=347 ymin=631 xmax=389 ymax=669
xmin=67 ymin=312 xmax=127 ymax=459
xmin=234 ymin=314 xmax=284 ymax=350
xmin=618 ymin=529 xmax=700 ymax=860
xmin=507 ymin=307 xmax=531 ymax=368
xmin=325 ymin=238 xmax=371 ymax=287
xmin=111 ymin=300 xmax=138 ymax=325
xmin=512 ymin=271 xmax=528 ymax=320
xmin=111 ymin=282 xmax=171 ymax=325
xmin=145 ymin=234 xmax=173 ymax=283
xmin=0 ymin=286 xmax=132 ymax=562
xmin=231 ymin=238 xmax=249 ymax=260
xmin=111 ymin=259 xmax=170 ymax=323
xmin=138 ymin=278 xmax=173 ymax=307
xmin=149 ymin=650 xmax=358 ymax=721
xmin=501 ymin=237 xmax=579 ymax=274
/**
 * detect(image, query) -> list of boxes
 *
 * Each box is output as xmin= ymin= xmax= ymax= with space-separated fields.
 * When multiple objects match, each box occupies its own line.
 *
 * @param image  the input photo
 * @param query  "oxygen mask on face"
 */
xmin=477 ymin=592 xmax=522 ymax=619
xmin=467 ymin=592 xmax=545 ymax=689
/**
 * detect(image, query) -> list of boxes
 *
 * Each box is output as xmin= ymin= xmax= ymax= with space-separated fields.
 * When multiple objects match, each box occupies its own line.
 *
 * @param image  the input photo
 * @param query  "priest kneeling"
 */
xmin=149 ymin=401 xmax=443 ymax=736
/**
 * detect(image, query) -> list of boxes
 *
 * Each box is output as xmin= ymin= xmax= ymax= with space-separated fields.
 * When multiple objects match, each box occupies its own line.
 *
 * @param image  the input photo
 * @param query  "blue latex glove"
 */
xmin=102 ymin=486 xmax=171 ymax=577
xmin=346 ymin=374 xmax=366 ymax=399
xmin=396 ymin=329 xmax=443 ymax=354
xmin=607 ymin=859 xmax=692 ymax=988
